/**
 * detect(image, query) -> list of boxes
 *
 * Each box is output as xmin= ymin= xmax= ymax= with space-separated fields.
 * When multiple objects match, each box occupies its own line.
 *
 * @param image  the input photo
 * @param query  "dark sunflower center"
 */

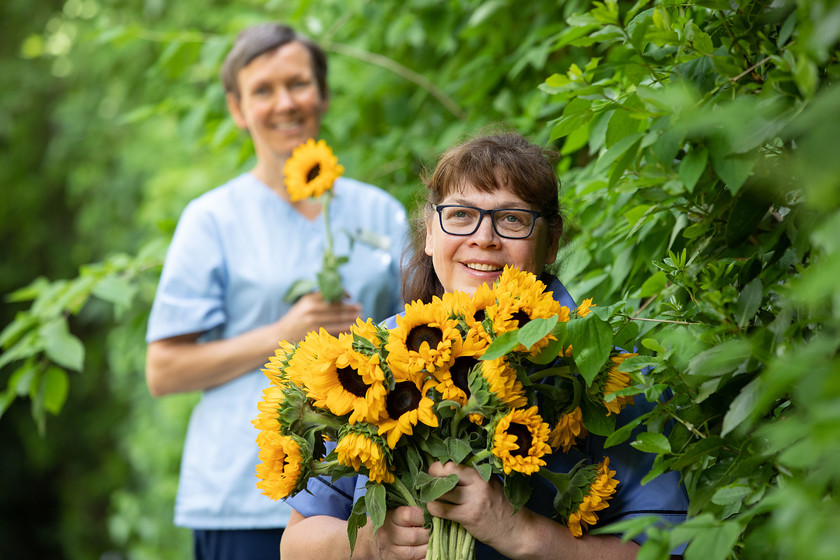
xmin=512 ymin=310 xmax=531 ymax=329
xmin=406 ymin=325 xmax=443 ymax=352
xmin=449 ymin=357 xmax=477 ymax=395
xmin=473 ymin=308 xmax=487 ymax=323
xmin=507 ymin=422 xmax=533 ymax=457
xmin=337 ymin=366 xmax=368 ymax=397
xmin=385 ymin=381 xmax=421 ymax=419
xmin=306 ymin=163 xmax=321 ymax=182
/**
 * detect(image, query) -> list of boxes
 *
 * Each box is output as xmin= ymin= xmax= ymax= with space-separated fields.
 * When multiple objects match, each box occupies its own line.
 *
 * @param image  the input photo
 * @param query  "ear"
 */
xmin=424 ymin=213 xmax=434 ymax=257
xmin=226 ymin=93 xmax=247 ymax=130
xmin=544 ymin=233 xmax=561 ymax=266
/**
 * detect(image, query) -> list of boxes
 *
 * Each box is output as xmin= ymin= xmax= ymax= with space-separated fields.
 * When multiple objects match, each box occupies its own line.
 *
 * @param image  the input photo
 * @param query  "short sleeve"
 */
xmin=146 ymin=200 xmax=228 ymax=343
xmin=285 ymin=475 xmax=359 ymax=520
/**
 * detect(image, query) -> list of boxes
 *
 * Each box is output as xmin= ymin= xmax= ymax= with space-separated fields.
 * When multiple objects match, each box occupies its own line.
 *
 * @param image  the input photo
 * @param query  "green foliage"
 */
xmin=543 ymin=1 xmax=840 ymax=558
xmin=2 ymin=0 xmax=839 ymax=558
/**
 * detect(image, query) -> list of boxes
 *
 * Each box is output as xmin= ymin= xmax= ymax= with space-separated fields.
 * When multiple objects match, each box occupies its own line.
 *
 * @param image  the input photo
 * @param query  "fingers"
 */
xmin=290 ymin=292 xmax=362 ymax=336
xmin=372 ymin=507 xmax=429 ymax=560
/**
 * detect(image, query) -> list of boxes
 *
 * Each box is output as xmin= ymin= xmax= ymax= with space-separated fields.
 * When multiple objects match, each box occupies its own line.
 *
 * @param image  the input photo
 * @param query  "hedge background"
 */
xmin=1 ymin=1 xmax=838 ymax=559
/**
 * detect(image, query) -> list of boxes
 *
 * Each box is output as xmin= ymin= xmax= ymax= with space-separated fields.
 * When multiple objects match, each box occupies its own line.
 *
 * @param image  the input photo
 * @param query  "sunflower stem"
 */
xmin=321 ymin=192 xmax=334 ymax=257
xmin=389 ymin=474 xmax=418 ymax=507
xmin=528 ymin=366 xmax=571 ymax=382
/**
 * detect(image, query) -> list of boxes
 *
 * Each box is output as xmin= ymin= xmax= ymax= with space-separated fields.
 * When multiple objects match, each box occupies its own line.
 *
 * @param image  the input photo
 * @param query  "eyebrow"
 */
xmin=445 ymin=198 xmax=533 ymax=210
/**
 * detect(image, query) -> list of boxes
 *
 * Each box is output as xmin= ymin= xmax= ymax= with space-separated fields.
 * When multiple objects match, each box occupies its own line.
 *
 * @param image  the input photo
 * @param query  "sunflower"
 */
xmin=567 ymin=457 xmax=620 ymax=537
xmin=298 ymin=330 xmax=388 ymax=424
xmin=385 ymin=298 xmax=462 ymax=379
xmin=475 ymin=356 xmax=529 ymax=410
xmin=376 ymin=377 xmax=439 ymax=448
xmin=491 ymin=406 xmax=551 ymax=475
xmin=574 ymin=298 xmax=595 ymax=318
xmin=433 ymin=330 xmax=487 ymax=405
xmin=252 ymin=384 xmax=286 ymax=432
xmin=262 ymin=339 xmax=298 ymax=385
xmin=486 ymin=267 xmax=569 ymax=354
xmin=282 ymin=328 xmax=332 ymax=390
xmin=600 ymin=353 xmax=636 ymax=416
xmin=350 ymin=317 xmax=387 ymax=349
xmin=283 ymin=139 xmax=345 ymax=201
xmin=255 ymin=430 xmax=309 ymax=500
xmin=547 ymin=406 xmax=587 ymax=453
xmin=335 ymin=429 xmax=394 ymax=483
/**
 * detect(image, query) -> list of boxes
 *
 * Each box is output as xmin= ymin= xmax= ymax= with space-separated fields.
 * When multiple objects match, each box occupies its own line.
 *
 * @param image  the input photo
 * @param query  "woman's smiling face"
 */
xmin=424 ymin=182 xmax=559 ymax=295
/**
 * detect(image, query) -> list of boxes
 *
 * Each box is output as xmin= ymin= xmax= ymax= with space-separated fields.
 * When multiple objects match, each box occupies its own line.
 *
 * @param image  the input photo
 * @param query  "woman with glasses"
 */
xmin=280 ymin=131 xmax=688 ymax=560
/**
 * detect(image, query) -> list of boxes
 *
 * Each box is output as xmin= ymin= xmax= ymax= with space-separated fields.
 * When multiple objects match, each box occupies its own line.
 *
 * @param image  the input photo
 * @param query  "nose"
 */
xmin=273 ymin=87 xmax=295 ymax=111
xmin=469 ymin=213 xmax=500 ymax=246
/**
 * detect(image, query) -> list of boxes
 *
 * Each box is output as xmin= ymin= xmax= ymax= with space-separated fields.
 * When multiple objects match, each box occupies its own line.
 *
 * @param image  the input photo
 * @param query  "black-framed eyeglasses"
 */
xmin=433 ymin=204 xmax=546 ymax=239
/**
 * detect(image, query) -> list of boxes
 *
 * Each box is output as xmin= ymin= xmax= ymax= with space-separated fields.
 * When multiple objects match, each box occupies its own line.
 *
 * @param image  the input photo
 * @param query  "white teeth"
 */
xmin=466 ymin=263 xmax=502 ymax=272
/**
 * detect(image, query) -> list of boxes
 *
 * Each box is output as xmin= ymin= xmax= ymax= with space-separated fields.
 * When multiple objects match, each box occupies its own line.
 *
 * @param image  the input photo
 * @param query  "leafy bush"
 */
xmin=2 ymin=1 xmax=838 ymax=559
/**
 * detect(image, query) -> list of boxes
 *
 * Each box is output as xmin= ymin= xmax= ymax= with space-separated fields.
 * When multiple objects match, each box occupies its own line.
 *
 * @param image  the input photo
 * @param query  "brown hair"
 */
xmin=401 ymin=130 xmax=564 ymax=303
xmin=220 ymin=23 xmax=328 ymax=100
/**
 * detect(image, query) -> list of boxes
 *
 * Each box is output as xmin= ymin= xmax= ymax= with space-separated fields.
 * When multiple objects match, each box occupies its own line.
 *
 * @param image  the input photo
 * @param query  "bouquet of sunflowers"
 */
xmin=254 ymin=267 xmax=637 ymax=559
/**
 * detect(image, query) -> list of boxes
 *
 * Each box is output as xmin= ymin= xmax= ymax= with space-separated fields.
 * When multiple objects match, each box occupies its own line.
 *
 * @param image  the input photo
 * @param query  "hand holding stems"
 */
xmin=362 ymin=507 xmax=429 ymax=560
xmin=275 ymin=291 xmax=361 ymax=342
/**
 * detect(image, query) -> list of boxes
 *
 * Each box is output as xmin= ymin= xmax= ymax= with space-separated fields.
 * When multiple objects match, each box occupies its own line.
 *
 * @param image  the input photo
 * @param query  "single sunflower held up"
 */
xmin=283 ymin=138 xmax=347 ymax=304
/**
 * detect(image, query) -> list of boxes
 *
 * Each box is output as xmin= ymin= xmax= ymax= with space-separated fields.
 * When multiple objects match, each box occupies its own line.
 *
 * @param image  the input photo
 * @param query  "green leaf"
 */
xmin=639 ymin=270 xmax=668 ymax=298
xmin=0 ymin=389 xmax=15 ymax=420
xmin=686 ymin=339 xmax=751 ymax=379
xmin=528 ymin=337 xmax=565 ymax=365
xmin=721 ymin=376 xmax=762 ymax=436
xmin=0 ymin=312 xmax=39 ymax=349
xmin=9 ymin=362 xmax=38 ymax=396
xmin=711 ymin=484 xmax=752 ymax=506
xmin=317 ymin=265 xmax=344 ymax=304
xmin=92 ymin=275 xmax=137 ymax=309
xmin=678 ymin=146 xmax=708 ymax=192
xmin=40 ymin=366 xmax=70 ymax=415
xmin=518 ymin=316 xmax=558 ymax=350
xmin=604 ymin=414 xmax=645 ymax=448
xmin=567 ymin=314 xmax=613 ymax=385
xmin=711 ymin=152 xmax=756 ymax=194
xmin=0 ymin=329 xmax=43 ymax=370
xmin=415 ymin=471 xmax=459 ymax=503
xmin=630 ymin=431 xmax=671 ymax=454
xmin=726 ymin=190 xmax=768 ymax=246
xmin=502 ymin=472 xmax=532 ymax=513
xmin=735 ymin=279 xmax=763 ymax=328
xmin=365 ymin=483 xmax=386 ymax=533
xmin=283 ymin=279 xmax=316 ymax=303
xmin=445 ymin=438 xmax=473 ymax=465
xmin=683 ymin=519 xmax=742 ymax=560
xmin=605 ymin=107 xmax=641 ymax=148
xmin=641 ymin=338 xmax=666 ymax=354
xmin=347 ymin=497 xmax=368 ymax=554
xmin=594 ymin=132 xmax=644 ymax=175
xmin=481 ymin=330 xmax=521 ymax=361
xmin=39 ymin=318 xmax=85 ymax=371
xmin=581 ymin=397 xmax=617 ymax=437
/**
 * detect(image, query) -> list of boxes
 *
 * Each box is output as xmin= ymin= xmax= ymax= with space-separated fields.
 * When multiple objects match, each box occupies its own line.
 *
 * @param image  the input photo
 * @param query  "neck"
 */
xmin=252 ymin=158 xmax=289 ymax=200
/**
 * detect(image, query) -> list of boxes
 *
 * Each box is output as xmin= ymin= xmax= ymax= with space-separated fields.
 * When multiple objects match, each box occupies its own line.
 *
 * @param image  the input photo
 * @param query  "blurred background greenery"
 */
xmin=2 ymin=1 xmax=839 ymax=559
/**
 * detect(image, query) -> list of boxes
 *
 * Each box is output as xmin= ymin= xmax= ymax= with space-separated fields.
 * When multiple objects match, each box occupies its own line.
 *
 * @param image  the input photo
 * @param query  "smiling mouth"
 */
xmin=465 ymin=263 xmax=503 ymax=272
xmin=271 ymin=121 xmax=303 ymax=131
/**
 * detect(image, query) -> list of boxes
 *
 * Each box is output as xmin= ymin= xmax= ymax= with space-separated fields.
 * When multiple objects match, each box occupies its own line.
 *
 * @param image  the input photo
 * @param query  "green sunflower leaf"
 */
xmin=415 ymin=471 xmax=459 ymax=502
xmin=518 ymin=316 xmax=558 ymax=350
xmin=481 ymin=330 xmax=520 ymax=360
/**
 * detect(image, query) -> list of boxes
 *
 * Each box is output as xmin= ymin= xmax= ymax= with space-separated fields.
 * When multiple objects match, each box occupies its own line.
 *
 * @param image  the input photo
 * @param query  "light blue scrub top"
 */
xmin=146 ymin=172 xmax=408 ymax=529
